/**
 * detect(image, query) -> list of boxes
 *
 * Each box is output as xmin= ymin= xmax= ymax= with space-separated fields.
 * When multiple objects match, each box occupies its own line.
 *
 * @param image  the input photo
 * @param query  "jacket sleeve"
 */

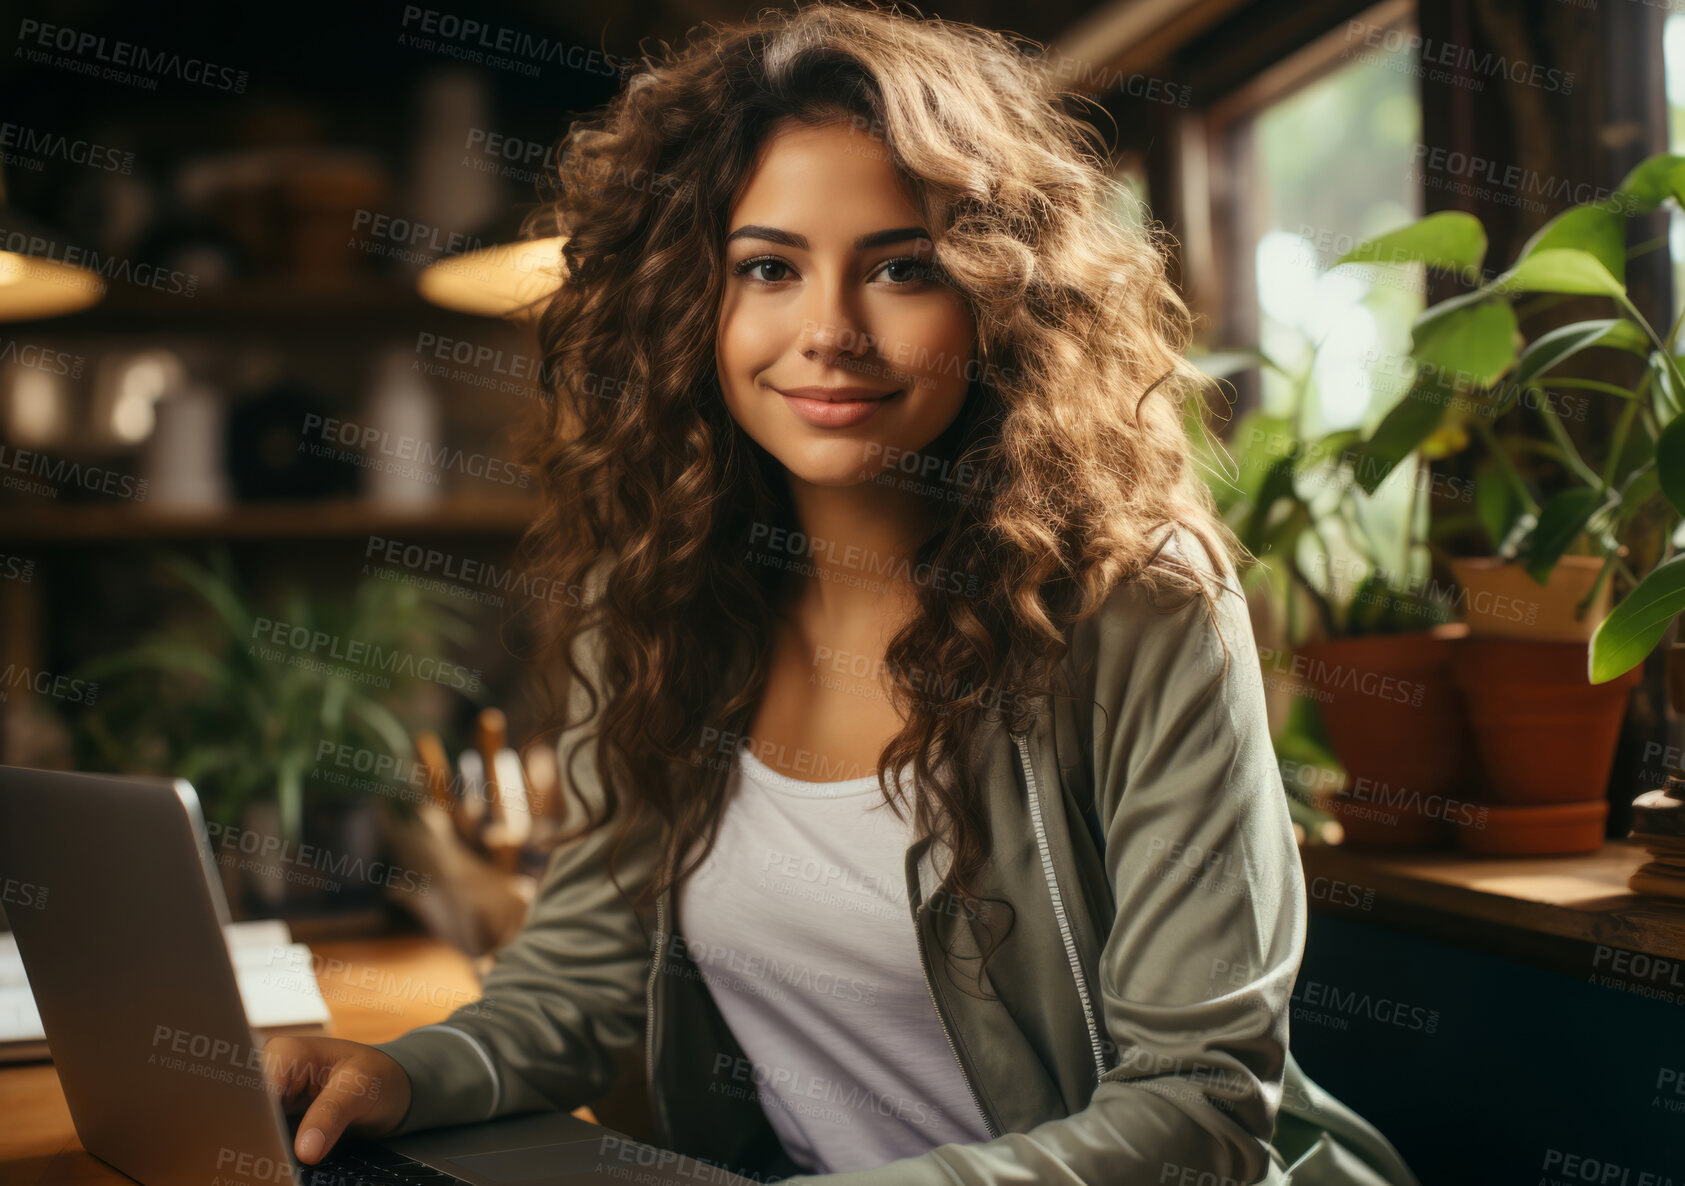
xmin=370 ymin=627 xmax=663 ymax=1136
xmin=784 ymin=567 xmax=1306 ymax=1186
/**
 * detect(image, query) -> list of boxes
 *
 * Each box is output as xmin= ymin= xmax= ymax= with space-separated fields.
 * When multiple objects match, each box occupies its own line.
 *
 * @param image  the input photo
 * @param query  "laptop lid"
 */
xmin=0 ymin=765 xmax=301 ymax=1186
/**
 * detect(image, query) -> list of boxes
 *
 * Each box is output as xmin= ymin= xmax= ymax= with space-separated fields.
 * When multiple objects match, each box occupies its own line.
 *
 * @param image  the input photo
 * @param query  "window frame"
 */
xmin=1177 ymin=0 xmax=1417 ymax=386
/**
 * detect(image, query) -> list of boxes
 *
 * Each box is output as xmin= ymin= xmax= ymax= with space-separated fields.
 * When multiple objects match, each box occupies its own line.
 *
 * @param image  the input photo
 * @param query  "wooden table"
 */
xmin=1298 ymin=836 xmax=1685 ymax=971
xmin=0 ymin=933 xmax=596 ymax=1186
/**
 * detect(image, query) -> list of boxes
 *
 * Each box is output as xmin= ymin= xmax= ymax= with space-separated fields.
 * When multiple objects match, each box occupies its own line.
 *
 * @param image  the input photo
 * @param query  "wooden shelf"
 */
xmin=1299 ymin=838 xmax=1685 ymax=965
xmin=0 ymin=496 xmax=541 ymax=542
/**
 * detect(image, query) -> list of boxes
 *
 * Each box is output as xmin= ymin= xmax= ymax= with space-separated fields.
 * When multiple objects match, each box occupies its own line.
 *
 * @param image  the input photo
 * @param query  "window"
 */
xmin=1199 ymin=1 xmax=1423 ymax=437
xmin=1183 ymin=2 xmax=1431 ymax=645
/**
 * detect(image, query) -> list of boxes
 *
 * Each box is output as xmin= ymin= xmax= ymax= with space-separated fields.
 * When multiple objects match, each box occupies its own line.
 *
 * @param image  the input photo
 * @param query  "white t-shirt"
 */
xmin=674 ymin=739 xmax=994 ymax=1175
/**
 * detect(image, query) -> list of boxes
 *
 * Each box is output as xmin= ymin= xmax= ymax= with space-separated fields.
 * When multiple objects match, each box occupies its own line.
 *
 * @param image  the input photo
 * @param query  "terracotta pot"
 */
xmin=1326 ymin=788 xmax=1447 ymax=847
xmin=1450 ymin=555 xmax=1610 ymax=642
xmin=1450 ymin=638 xmax=1641 ymax=805
xmin=1296 ymin=622 xmax=1478 ymax=797
xmin=1451 ymin=799 xmax=1608 ymax=856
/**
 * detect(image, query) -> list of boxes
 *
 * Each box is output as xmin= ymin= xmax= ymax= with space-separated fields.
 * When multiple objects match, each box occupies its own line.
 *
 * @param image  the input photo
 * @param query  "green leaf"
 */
xmin=1515 ymin=206 xmax=1626 ymax=285
xmin=1259 ymin=502 xmax=1312 ymax=567
xmin=320 ymin=677 xmax=349 ymax=732
xmin=1344 ymin=572 xmax=1450 ymax=636
xmin=1411 ymin=296 xmax=1518 ymax=389
xmin=1419 ymin=418 xmax=1472 ymax=459
xmin=1657 ymin=416 xmax=1685 ymax=516
xmin=1524 ymin=487 xmax=1605 ymax=584
xmin=1494 ymin=249 xmax=1626 ymax=298
xmin=1295 ymin=428 xmax=1362 ymax=479
xmin=346 ymin=695 xmax=412 ymax=759
xmin=1335 ymin=211 xmax=1487 ymax=276
xmin=1590 ymin=554 xmax=1685 ymax=682
xmin=1351 ymin=379 xmax=1455 ymax=494
xmin=1411 ymin=287 xmax=1495 ymax=342
xmin=1241 ymin=452 xmax=1302 ymax=553
xmin=157 ymin=552 xmax=254 ymax=646
xmin=1615 ymin=153 xmax=1685 ymax=215
xmin=1474 ymin=456 xmax=1523 ymax=550
xmin=76 ymin=640 xmax=232 ymax=688
xmin=1512 ymin=319 xmax=1646 ymax=389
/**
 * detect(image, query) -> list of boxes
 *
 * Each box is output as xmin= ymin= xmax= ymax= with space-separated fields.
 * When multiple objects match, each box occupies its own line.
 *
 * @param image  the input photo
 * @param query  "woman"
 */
xmin=266 ymin=5 xmax=1417 ymax=1183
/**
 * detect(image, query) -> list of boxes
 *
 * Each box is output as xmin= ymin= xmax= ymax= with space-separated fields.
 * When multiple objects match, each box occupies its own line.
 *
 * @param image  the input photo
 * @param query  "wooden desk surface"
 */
xmin=0 ymin=933 xmax=593 ymax=1186
xmin=1298 ymin=837 xmax=1685 ymax=966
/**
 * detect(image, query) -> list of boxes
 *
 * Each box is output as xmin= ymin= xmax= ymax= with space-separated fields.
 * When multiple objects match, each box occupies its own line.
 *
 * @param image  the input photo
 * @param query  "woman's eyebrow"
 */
xmin=724 ymin=225 xmax=932 ymax=250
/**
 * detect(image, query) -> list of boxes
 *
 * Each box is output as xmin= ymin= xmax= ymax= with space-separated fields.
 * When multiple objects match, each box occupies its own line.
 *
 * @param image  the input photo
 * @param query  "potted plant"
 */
xmin=74 ymin=550 xmax=483 ymax=919
xmin=1325 ymin=151 xmax=1685 ymax=851
xmin=1193 ymin=347 xmax=1476 ymax=847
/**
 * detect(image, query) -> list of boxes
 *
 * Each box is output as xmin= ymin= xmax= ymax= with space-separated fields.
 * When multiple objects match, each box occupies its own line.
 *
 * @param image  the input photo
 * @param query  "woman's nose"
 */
xmin=797 ymin=284 xmax=871 ymax=364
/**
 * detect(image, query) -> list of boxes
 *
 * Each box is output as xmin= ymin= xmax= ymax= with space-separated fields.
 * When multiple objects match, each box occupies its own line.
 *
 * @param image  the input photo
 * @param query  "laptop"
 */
xmin=0 ymin=765 xmax=760 ymax=1186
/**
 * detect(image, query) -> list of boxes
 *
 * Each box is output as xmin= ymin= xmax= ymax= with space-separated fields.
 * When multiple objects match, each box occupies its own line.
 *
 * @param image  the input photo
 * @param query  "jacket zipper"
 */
xmin=645 ymin=893 xmax=670 ymax=1144
xmin=914 ymin=895 xmax=1000 ymax=1139
xmin=1015 ymin=731 xmax=1110 ymax=1084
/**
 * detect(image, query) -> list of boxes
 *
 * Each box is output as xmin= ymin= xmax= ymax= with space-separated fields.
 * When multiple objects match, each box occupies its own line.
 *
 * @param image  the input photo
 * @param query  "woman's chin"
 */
xmin=774 ymin=447 xmax=900 ymax=489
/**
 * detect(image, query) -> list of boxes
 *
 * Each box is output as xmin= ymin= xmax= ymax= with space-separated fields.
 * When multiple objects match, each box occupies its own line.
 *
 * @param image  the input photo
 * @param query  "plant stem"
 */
xmin=1541 ymin=378 xmax=1642 ymax=401
xmin=1408 ymin=454 xmax=1429 ymax=578
xmin=1578 ymin=548 xmax=1619 ymax=617
xmin=1630 ymin=234 xmax=1671 ymax=261
xmin=1472 ymin=417 xmax=1541 ymax=515
xmin=1603 ymin=398 xmax=1640 ymax=488
xmin=1533 ymin=389 xmax=1605 ymax=488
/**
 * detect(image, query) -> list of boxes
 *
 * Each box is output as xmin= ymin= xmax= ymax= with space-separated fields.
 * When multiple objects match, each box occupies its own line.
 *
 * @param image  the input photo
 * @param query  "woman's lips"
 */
xmin=777 ymin=388 xmax=899 ymax=428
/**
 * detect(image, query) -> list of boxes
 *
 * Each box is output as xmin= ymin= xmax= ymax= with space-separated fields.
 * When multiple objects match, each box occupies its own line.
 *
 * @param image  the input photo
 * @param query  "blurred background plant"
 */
xmin=72 ymin=550 xmax=482 ymax=843
xmin=1191 ymin=348 xmax=1455 ymax=648
xmin=1189 ymin=341 xmax=1458 ymax=847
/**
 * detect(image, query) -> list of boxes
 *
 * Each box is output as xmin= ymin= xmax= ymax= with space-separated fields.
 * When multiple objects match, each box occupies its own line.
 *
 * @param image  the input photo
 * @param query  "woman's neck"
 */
xmin=778 ymin=472 xmax=932 ymax=640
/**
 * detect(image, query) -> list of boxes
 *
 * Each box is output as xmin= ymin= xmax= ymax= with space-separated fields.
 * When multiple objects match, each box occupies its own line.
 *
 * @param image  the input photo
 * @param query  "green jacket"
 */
xmin=373 ymin=541 xmax=1421 ymax=1185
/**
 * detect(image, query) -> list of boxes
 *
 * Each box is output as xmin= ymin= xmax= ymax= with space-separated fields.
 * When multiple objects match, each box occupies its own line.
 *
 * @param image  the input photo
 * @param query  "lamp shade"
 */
xmin=417 ymin=235 xmax=567 ymax=319
xmin=0 ymin=198 xmax=107 ymax=321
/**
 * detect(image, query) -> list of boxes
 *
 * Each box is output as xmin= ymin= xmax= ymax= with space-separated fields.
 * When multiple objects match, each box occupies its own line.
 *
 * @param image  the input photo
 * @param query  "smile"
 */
xmin=774 ymin=386 xmax=900 ymax=429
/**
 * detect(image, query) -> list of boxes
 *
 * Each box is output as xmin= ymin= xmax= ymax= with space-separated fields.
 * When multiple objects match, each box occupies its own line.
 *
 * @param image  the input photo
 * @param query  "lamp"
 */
xmin=417 ymin=234 xmax=567 ymax=319
xmin=0 ymin=168 xmax=108 ymax=321
xmin=416 ymin=199 xmax=565 ymax=318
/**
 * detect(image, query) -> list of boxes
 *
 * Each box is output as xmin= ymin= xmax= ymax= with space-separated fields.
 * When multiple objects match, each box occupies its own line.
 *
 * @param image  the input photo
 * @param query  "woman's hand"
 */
xmin=262 ymin=1035 xmax=413 ymax=1164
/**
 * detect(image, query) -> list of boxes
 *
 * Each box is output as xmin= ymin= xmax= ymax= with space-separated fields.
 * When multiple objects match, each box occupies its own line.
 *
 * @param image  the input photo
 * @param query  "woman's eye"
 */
xmin=734 ymin=257 xmax=792 ymax=283
xmin=876 ymin=257 xmax=933 ymax=285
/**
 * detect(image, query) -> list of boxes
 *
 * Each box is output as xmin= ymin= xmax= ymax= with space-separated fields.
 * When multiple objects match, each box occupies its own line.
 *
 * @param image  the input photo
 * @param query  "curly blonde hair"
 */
xmin=515 ymin=0 xmax=1243 ymax=987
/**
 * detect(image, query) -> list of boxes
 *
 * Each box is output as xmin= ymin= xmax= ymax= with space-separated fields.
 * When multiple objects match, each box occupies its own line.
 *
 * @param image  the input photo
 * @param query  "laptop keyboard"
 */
xmin=300 ymin=1142 xmax=470 ymax=1186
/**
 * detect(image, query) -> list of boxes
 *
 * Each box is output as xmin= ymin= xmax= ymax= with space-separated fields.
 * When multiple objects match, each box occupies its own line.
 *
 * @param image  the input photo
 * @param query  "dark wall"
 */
xmin=1295 ymin=911 xmax=1685 ymax=1183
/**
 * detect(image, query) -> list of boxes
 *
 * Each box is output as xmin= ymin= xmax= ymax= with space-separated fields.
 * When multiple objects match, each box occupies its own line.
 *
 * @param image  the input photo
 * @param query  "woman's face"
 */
xmin=716 ymin=118 xmax=976 ymax=488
